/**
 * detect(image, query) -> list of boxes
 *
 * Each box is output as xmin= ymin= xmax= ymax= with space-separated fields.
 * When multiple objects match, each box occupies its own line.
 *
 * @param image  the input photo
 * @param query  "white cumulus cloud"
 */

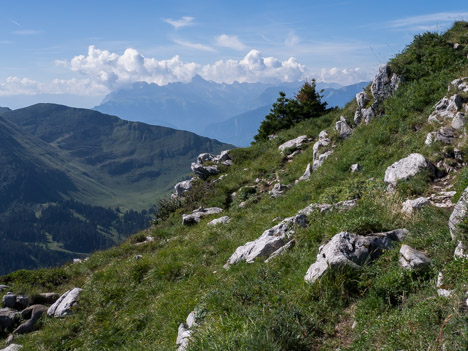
xmin=317 ymin=67 xmax=374 ymax=86
xmin=215 ymin=34 xmax=246 ymax=51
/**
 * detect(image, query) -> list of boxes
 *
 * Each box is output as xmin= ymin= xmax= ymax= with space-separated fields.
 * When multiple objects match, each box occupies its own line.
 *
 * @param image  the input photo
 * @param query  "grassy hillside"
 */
xmin=2 ymin=22 xmax=468 ymax=350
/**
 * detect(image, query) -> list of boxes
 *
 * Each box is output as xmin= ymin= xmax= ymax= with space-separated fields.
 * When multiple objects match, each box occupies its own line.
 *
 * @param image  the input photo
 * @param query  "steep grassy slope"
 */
xmin=2 ymin=22 xmax=468 ymax=351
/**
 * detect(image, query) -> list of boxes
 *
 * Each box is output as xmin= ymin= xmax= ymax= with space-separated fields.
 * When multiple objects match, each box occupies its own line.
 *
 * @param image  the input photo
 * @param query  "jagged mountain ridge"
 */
xmin=2 ymin=21 xmax=468 ymax=351
xmin=94 ymin=77 xmax=369 ymax=145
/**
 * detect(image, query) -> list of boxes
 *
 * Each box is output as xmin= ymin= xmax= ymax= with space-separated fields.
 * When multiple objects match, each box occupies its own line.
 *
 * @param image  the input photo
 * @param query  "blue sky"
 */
xmin=1 ymin=0 xmax=467 ymax=108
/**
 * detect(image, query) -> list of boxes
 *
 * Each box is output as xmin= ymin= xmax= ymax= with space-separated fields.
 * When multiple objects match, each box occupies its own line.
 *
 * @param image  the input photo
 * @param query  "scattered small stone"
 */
xmin=296 ymin=163 xmax=311 ymax=183
xmin=134 ymin=255 xmax=143 ymax=260
xmin=436 ymin=272 xmax=452 ymax=297
xmin=135 ymin=236 xmax=155 ymax=246
xmin=454 ymin=241 xmax=468 ymax=259
xmin=350 ymin=164 xmax=362 ymax=173
xmin=399 ymin=245 xmax=431 ymax=270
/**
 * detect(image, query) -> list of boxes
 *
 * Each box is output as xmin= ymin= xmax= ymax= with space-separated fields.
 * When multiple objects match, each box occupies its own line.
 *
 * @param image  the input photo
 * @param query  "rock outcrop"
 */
xmin=182 ymin=207 xmax=223 ymax=225
xmin=13 ymin=305 xmax=48 ymax=334
xmin=401 ymin=197 xmax=430 ymax=215
xmin=335 ymin=116 xmax=352 ymax=139
xmin=371 ymin=64 xmax=401 ymax=102
xmin=0 ymin=308 xmax=19 ymax=332
xmin=176 ymin=310 xmax=201 ymax=351
xmin=384 ymin=153 xmax=440 ymax=190
xmin=269 ymin=183 xmax=292 ymax=198
xmin=191 ymin=163 xmax=220 ymax=180
xmin=174 ymin=179 xmax=193 ymax=197
xmin=278 ymin=135 xmax=311 ymax=153
xmin=0 ymin=345 xmax=22 ymax=351
xmin=47 ymin=288 xmax=83 ymax=318
xmin=189 ymin=151 xmax=232 ymax=181
xmin=304 ymin=229 xmax=408 ymax=284
xmin=312 ymin=131 xmax=333 ymax=170
xmin=399 ymin=245 xmax=431 ymax=270
xmin=350 ymin=164 xmax=362 ymax=173
xmin=448 ymin=185 xmax=468 ymax=241
xmin=296 ymin=163 xmax=311 ymax=182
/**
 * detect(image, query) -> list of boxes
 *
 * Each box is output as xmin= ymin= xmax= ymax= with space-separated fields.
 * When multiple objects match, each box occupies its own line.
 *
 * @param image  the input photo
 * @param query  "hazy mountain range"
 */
xmin=94 ymin=77 xmax=368 ymax=146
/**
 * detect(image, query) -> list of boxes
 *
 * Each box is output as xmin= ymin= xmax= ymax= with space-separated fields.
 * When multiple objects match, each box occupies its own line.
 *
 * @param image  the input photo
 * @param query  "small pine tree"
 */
xmin=254 ymin=79 xmax=328 ymax=142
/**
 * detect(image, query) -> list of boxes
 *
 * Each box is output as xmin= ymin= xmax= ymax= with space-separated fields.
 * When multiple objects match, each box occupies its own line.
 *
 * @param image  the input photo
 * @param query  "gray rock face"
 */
xmin=399 ymin=245 xmax=431 ymax=270
xmin=47 ymin=288 xmax=83 ymax=318
xmin=384 ymin=153 xmax=439 ymax=190
xmin=174 ymin=179 xmax=193 ymax=197
xmin=176 ymin=310 xmax=202 ymax=351
xmin=191 ymin=162 xmax=220 ymax=180
xmin=278 ymin=135 xmax=309 ymax=153
xmin=313 ymin=151 xmax=333 ymax=171
xmin=401 ymin=197 xmax=430 ymax=215
xmin=452 ymin=112 xmax=466 ymax=130
xmin=449 ymin=186 xmax=468 ymax=241
xmin=335 ymin=116 xmax=352 ymax=139
xmin=350 ymin=164 xmax=362 ymax=173
xmin=354 ymin=108 xmax=362 ymax=125
xmin=207 ymin=216 xmax=231 ymax=226
xmin=2 ymin=293 xmax=16 ymax=309
xmin=355 ymin=92 xmax=367 ymax=109
xmin=304 ymin=229 xmax=408 ymax=284
xmin=15 ymin=295 xmax=29 ymax=310
xmin=371 ymin=64 xmax=401 ymax=102
xmin=0 ymin=345 xmax=23 ymax=351
xmin=14 ymin=305 xmax=48 ymax=335
xmin=429 ymin=93 xmax=466 ymax=122
xmin=425 ymin=132 xmax=436 ymax=145
xmin=224 ymin=214 xmax=308 ymax=268
xmin=269 ymin=183 xmax=292 ymax=198
xmin=0 ymin=308 xmax=19 ymax=332
xmin=436 ymin=272 xmax=452 ymax=297
xmin=197 ymin=153 xmax=215 ymax=164
xmin=182 ymin=207 xmax=223 ymax=225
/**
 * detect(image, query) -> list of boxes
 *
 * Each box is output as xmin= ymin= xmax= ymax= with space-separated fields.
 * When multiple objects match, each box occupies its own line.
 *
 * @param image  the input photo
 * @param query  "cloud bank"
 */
xmin=1 ymin=46 xmax=373 ymax=97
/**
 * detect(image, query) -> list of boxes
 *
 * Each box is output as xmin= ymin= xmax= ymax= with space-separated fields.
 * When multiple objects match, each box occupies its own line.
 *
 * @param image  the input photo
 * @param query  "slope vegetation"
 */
xmin=2 ymin=22 xmax=468 ymax=351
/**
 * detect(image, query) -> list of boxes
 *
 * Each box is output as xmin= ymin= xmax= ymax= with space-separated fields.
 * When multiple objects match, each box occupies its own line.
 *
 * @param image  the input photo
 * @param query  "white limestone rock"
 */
xmin=350 ymin=164 xmax=362 ymax=173
xmin=278 ymin=135 xmax=310 ymax=153
xmin=355 ymin=92 xmax=367 ymax=109
xmin=47 ymin=288 xmax=83 ymax=318
xmin=313 ymin=150 xmax=333 ymax=171
xmin=207 ymin=216 xmax=231 ymax=226
xmin=401 ymin=197 xmax=430 ymax=215
xmin=371 ymin=64 xmax=400 ymax=102
xmin=304 ymin=229 xmax=408 ymax=284
xmin=436 ymin=272 xmax=453 ymax=297
xmin=296 ymin=163 xmax=311 ymax=182
xmin=265 ymin=240 xmax=296 ymax=263
xmin=384 ymin=153 xmax=439 ymax=190
xmin=362 ymin=107 xmax=375 ymax=124
xmin=174 ymin=179 xmax=193 ymax=197
xmin=269 ymin=183 xmax=292 ymax=198
xmin=399 ymin=244 xmax=431 ymax=270
xmin=454 ymin=241 xmax=468 ymax=259
xmin=354 ymin=108 xmax=362 ymax=125
xmin=0 ymin=345 xmax=23 ymax=351
xmin=298 ymin=199 xmax=358 ymax=216
xmin=224 ymin=214 xmax=308 ymax=268
xmin=182 ymin=207 xmax=223 ymax=225
xmin=335 ymin=116 xmax=352 ymax=139
xmin=191 ymin=163 xmax=220 ymax=180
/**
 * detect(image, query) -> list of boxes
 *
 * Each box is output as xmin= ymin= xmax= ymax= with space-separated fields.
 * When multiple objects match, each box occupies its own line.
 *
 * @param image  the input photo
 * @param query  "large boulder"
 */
xmin=191 ymin=163 xmax=220 ymax=180
xmin=176 ymin=310 xmax=202 ymax=351
xmin=47 ymin=288 xmax=83 ymax=318
xmin=362 ymin=107 xmax=375 ymax=124
xmin=355 ymin=92 xmax=368 ymax=109
xmin=304 ymin=229 xmax=408 ymax=284
xmin=278 ymin=135 xmax=309 ymax=153
xmin=0 ymin=308 xmax=19 ymax=332
xmin=371 ymin=64 xmax=401 ymax=102
xmin=384 ymin=153 xmax=439 ymax=190
xmin=449 ymin=186 xmax=468 ymax=241
xmin=182 ymin=207 xmax=223 ymax=225
xmin=224 ymin=214 xmax=308 ymax=268
xmin=399 ymin=245 xmax=431 ymax=270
